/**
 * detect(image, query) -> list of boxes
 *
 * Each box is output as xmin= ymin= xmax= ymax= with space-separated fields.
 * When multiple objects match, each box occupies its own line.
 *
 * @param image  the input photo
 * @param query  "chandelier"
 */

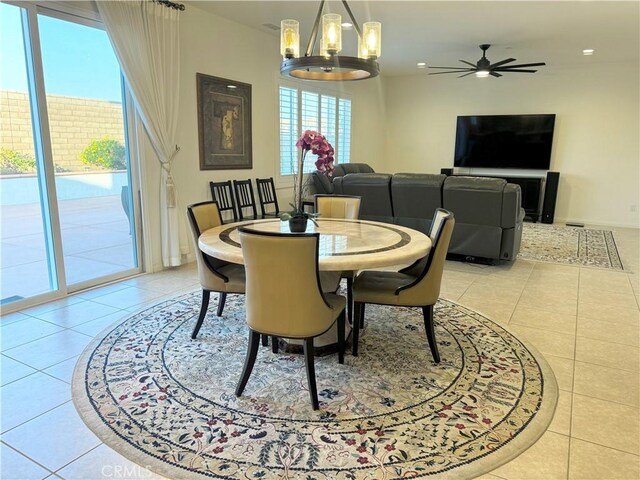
xmin=280 ymin=1 xmax=381 ymax=81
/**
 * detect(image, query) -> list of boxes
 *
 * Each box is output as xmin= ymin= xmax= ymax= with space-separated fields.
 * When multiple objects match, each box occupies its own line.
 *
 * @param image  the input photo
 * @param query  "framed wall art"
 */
xmin=197 ymin=73 xmax=252 ymax=170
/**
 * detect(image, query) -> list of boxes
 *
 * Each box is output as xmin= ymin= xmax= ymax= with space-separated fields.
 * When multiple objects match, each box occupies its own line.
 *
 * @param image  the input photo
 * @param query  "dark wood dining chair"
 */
xmin=233 ymin=179 xmax=258 ymax=220
xmin=209 ymin=180 xmax=238 ymax=223
xmin=256 ymin=177 xmax=280 ymax=217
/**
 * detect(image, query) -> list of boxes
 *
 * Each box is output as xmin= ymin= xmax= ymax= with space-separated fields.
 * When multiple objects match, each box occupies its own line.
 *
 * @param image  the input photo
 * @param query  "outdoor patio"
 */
xmin=1 ymin=195 xmax=136 ymax=303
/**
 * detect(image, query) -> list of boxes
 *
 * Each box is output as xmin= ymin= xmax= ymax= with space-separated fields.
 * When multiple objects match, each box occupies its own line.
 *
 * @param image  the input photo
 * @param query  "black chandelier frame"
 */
xmin=280 ymin=0 xmax=380 ymax=81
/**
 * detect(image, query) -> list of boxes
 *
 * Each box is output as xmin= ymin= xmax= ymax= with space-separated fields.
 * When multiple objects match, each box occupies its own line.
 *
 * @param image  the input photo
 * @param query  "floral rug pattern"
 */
xmin=73 ymin=292 xmax=557 ymax=479
xmin=519 ymin=223 xmax=623 ymax=270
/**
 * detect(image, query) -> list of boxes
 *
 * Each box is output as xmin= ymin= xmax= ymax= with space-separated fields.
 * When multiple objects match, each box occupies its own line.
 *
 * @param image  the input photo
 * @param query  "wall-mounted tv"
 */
xmin=454 ymin=114 xmax=556 ymax=170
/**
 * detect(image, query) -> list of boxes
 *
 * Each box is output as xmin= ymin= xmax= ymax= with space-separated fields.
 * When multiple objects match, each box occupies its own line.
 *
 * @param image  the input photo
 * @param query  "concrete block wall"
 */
xmin=0 ymin=90 xmax=125 ymax=171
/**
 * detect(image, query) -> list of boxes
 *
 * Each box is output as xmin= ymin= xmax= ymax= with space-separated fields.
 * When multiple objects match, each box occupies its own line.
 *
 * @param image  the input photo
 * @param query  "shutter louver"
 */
xmin=279 ymin=87 xmax=351 ymax=177
xmin=279 ymin=86 xmax=298 ymax=176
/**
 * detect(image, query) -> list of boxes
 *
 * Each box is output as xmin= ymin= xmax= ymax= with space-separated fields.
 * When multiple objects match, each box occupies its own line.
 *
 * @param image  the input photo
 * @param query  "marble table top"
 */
xmin=199 ymin=218 xmax=432 ymax=271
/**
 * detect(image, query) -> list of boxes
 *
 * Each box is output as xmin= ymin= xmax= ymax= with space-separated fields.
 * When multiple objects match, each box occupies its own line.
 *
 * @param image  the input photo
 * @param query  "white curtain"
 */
xmin=96 ymin=0 xmax=186 ymax=267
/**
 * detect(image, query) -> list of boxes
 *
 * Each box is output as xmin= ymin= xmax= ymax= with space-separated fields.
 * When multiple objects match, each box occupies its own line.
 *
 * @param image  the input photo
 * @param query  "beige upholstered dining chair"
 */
xmin=314 ymin=194 xmax=362 ymax=327
xmin=314 ymin=194 xmax=362 ymax=220
xmin=351 ymin=209 xmax=455 ymax=361
xmin=186 ymin=201 xmax=246 ymax=339
xmin=235 ymin=228 xmax=346 ymax=410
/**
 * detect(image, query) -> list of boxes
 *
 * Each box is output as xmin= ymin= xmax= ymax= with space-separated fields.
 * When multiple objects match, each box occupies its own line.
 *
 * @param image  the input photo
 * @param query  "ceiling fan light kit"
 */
xmin=429 ymin=44 xmax=546 ymax=78
xmin=280 ymin=0 xmax=381 ymax=81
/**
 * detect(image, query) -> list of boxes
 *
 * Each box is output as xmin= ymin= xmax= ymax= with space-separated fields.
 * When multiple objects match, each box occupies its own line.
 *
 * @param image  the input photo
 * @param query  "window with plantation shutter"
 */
xmin=279 ymin=85 xmax=352 ymax=177
xmin=301 ymin=91 xmax=319 ymax=134
xmin=338 ymin=98 xmax=352 ymax=164
xmin=279 ymin=86 xmax=298 ymax=176
xmin=321 ymin=95 xmax=337 ymax=152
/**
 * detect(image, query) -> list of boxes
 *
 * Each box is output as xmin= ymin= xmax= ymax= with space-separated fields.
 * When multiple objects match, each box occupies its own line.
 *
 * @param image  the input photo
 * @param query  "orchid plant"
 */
xmin=281 ymin=130 xmax=335 ymax=222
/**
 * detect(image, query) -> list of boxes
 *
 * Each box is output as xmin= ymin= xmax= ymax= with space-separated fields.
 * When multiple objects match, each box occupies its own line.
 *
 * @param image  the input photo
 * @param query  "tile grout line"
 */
xmin=570 ymin=390 xmax=640 ymax=411
xmin=0 ymin=439 xmax=56 ymax=477
xmin=565 ymin=265 xmax=582 ymax=479
xmin=1 ymin=399 xmax=73 ymax=436
xmin=50 ymin=442 xmax=105 ymax=477
xmin=504 ymin=263 xmax=535 ymax=326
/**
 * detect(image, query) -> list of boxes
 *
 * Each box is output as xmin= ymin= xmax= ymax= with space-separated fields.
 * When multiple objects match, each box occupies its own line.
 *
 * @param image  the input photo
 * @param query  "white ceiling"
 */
xmin=187 ymin=1 xmax=639 ymax=77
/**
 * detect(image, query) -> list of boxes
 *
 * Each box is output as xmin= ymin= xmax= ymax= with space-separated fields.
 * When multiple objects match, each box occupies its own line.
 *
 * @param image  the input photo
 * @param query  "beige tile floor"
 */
xmin=1 ymin=225 xmax=639 ymax=479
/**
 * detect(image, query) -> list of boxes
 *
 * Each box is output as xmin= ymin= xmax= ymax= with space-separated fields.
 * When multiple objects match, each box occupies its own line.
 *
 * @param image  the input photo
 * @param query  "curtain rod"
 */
xmin=153 ymin=0 xmax=186 ymax=11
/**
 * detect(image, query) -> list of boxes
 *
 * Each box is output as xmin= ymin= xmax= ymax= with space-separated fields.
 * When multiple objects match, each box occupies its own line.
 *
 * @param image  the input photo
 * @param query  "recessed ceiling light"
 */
xmin=341 ymin=22 xmax=353 ymax=28
xmin=227 ymin=85 xmax=237 ymax=89
xmin=417 ymin=62 xmax=427 ymax=68
xmin=582 ymin=48 xmax=595 ymax=56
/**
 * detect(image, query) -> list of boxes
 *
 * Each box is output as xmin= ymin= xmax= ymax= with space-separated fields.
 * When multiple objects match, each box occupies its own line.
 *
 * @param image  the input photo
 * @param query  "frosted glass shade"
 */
xmin=359 ymin=21 xmax=381 ymax=59
xmin=321 ymin=14 xmax=341 ymax=56
xmin=280 ymin=19 xmax=299 ymax=59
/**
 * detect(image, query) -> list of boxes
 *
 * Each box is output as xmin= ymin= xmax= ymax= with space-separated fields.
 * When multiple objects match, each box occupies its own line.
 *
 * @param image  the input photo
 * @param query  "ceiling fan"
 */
xmin=428 ymin=44 xmax=546 ymax=78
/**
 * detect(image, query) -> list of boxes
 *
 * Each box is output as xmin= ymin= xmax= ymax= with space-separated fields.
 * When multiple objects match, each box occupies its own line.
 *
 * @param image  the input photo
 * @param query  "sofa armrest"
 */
xmin=332 ymin=176 xmax=344 ymax=194
xmin=311 ymin=171 xmax=334 ymax=194
xmin=501 ymin=183 xmax=522 ymax=229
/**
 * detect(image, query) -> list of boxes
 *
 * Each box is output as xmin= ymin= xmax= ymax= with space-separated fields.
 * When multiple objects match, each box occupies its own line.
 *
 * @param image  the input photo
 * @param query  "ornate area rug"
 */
xmin=519 ymin=223 xmax=623 ymax=270
xmin=73 ymin=292 xmax=558 ymax=479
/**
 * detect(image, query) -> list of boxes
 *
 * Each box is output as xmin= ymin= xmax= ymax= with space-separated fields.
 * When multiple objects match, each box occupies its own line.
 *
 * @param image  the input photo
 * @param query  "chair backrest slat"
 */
xmin=233 ymin=179 xmax=258 ymax=220
xmin=209 ymin=181 xmax=238 ymax=223
xmin=256 ymin=177 xmax=280 ymax=217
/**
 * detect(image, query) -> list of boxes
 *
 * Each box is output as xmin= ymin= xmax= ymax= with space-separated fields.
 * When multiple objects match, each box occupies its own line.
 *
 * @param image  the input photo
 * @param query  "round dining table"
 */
xmin=199 ymin=217 xmax=432 ymax=350
xmin=199 ymin=217 xmax=432 ymax=272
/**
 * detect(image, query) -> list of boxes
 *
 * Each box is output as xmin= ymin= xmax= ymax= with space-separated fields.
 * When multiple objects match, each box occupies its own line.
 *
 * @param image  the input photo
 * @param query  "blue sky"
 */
xmin=1 ymin=3 xmax=122 ymax=102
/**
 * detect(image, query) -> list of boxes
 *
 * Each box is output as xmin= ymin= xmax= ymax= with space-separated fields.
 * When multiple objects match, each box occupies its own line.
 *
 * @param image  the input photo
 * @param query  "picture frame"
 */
xmin=197 ymin=73 xmax=252 ymax=170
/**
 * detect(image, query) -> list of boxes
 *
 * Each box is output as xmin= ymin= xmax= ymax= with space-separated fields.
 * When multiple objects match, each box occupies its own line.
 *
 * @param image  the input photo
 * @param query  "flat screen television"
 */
xmin=454 ymin=114 xmax=556 ymax=170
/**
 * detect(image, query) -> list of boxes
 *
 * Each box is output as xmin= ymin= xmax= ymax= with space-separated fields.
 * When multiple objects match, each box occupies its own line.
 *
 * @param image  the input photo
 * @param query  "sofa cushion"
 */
xmin=443 ymin=176 xmax=508 ymax=227
xmin=339 ymin=173 xmax=393 ymax=221
xmin=392 ymin=173 xmax=445 ymax=219
xmin=333 ymin=163 xmax=375 ymax=177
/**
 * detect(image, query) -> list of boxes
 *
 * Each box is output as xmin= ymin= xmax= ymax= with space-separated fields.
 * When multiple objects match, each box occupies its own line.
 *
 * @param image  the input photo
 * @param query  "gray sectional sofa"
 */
xmin=311 ymin=163 xmax=375 ymax=195
xmin=314 ymin=167 xmax=524 ymax=262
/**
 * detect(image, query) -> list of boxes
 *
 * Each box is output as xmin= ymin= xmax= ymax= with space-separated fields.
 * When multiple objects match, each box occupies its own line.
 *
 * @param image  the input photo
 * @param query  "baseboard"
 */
xmin=150 ymin=252 xmax=196 ymax=274
xmin=554 ymin=217 xmax=639 ymax=230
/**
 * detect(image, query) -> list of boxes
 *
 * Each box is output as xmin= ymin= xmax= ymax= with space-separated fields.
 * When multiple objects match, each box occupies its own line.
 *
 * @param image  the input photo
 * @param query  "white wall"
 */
xmin=138 ymin=6 xmax=387 ymax=271
xmin=140 ymin=5 xmax=638 ymax=272
xmin=383 ymin=63 xmax=640 ymax=228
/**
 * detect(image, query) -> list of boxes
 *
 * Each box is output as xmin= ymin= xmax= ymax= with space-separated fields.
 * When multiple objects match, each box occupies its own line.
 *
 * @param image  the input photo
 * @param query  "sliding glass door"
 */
xmin=0 ymin=2 xmax=141 ymax=311
xmin=0 ymin=3 xmax=57 ymax=302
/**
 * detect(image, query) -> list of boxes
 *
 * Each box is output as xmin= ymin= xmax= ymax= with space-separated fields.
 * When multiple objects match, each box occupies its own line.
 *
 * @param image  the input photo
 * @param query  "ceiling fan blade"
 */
xmin=490 ymin=71 xmax=503 ymax=77
xmin=458 ymin=72 xmax=476 ymax=78
xmin=489 ymin=58 xmax=516 ymax=68
xmin=494 ymin=69 xmax=538 ymax=73
xmin=429 ymin=70 xmax=473 ymax=75
xmin=429 ymin=66 xmax=474 ymax=70
xmin=459 ymin=60 xmax=477 ymax=68
xmin=500 ymin=62 xmax=546 ymax=68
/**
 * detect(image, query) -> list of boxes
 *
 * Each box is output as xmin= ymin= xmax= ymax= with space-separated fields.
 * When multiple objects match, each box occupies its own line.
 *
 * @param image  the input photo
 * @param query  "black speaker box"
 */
xmin=541 ymin=171 xmax=560 ymax=224
xmin=441 ymin=168 xmax=454 ymax=176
